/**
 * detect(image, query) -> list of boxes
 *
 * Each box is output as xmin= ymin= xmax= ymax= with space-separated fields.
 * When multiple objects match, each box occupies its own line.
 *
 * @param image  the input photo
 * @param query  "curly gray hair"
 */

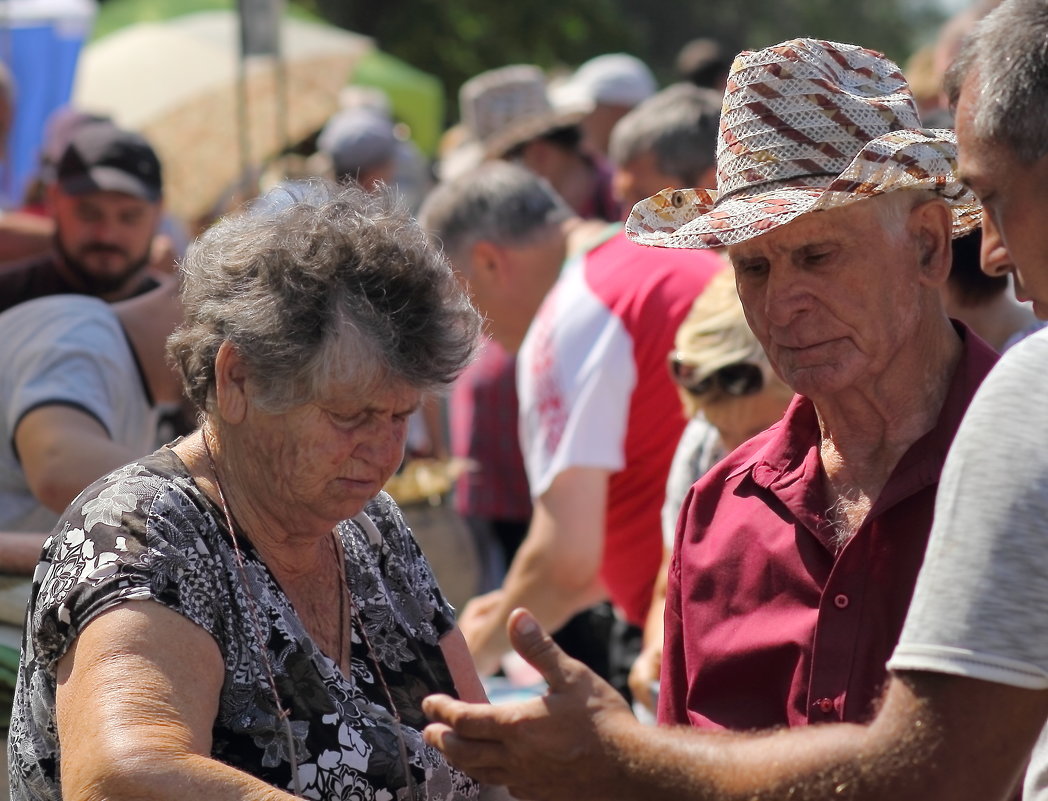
xmin=168 ymin=180 xmax=481 ymax=413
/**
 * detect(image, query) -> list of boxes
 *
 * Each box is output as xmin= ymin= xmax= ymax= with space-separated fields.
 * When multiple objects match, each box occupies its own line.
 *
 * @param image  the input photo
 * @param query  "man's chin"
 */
xmin=63 ymin=255 xmax=148 ymax=296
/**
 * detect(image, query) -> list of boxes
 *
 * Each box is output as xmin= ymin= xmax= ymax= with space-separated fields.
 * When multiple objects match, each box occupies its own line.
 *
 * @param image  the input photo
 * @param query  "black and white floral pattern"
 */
xmin=8 ymin=447 xmax=478 ymax=801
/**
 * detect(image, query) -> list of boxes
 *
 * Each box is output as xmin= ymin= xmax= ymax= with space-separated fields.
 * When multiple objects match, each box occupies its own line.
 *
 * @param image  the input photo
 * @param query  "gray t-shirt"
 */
xmin=0 ymin=295 xmax=158 ymax=532
xmin=661 ymin=415 xmax=724 ymax=548
xmin=888 ymin=326 xmax=1048 ymax=798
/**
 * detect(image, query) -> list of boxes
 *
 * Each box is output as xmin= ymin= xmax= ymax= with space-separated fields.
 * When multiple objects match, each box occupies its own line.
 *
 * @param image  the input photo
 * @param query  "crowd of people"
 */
xmin=2 ymin=0 xmax=1047 ymax=799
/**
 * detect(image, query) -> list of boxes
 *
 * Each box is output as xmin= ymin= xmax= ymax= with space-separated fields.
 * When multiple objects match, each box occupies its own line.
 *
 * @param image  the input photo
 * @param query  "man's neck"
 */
xmin=815 ymin=315 xmax=963 ymax=513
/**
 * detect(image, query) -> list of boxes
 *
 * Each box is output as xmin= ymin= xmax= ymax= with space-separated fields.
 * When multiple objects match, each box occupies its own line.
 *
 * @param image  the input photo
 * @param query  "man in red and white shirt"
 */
xmin=421 ymin=161 xmax=721 ymax=683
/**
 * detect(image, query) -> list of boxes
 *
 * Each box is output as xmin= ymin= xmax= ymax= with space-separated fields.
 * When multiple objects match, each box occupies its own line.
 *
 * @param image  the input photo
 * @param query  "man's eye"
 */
xmin=736 ymin=261 xmax=768 ymax=277
xmin=330 ymin=412 xmax=364 ymax=428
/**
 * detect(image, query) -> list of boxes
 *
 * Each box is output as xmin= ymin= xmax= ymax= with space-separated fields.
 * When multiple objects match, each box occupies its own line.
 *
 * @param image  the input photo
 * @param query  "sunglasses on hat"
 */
xmin=667 ymin=354 xmax=764 ymax=397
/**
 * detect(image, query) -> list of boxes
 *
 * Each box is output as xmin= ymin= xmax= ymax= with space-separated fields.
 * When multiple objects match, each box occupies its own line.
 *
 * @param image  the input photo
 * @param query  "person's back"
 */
xmin=517 ymin=225 xmax=719 ymax=626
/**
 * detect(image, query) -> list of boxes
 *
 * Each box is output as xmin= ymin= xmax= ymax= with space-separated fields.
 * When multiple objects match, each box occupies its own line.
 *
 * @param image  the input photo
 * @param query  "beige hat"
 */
xmin=459 ymin=64 xmax=588 ymax=159
xmin=626 ymin=38 xmax=982 ymax=250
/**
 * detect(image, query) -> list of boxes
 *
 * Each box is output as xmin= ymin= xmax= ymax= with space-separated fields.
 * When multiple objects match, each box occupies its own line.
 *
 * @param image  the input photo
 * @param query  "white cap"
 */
xmin=551 ymin=53 xmax=656 ymax=110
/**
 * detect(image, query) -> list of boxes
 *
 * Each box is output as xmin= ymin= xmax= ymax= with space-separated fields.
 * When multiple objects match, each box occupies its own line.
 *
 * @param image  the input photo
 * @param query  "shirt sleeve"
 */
xmin=6 ymin=305 xmax=131 ymax=441
xmin=30 ymin=465 xmax=228 ymax=672
xmin=889 ymin=330 xmax=1048 ymax=690
xmin=516 ymin=271 xmax=635 ymax=498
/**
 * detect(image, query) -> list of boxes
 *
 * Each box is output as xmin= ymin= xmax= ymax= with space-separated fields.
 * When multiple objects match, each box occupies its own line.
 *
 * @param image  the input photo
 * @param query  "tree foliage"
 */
xmin=300 ymin=0 xmax=948 ymax=122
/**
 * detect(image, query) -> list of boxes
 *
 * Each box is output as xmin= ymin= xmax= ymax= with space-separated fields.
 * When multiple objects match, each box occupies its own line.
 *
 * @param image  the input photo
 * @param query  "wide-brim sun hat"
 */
xmin=625 ymin=38 xmax=982 ymax=250
xmin=459 ymin=64 xmax=589 ymax=160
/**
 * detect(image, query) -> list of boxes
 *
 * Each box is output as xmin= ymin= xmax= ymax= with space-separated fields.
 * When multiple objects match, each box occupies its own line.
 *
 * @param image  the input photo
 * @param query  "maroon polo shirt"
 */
xmin=659 ymin=325 xmax=998 ymax=729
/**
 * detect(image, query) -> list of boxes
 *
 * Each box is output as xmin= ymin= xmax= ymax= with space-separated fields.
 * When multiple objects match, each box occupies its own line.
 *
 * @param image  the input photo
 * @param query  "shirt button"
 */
xmin=815 ymin=697 xmax=834 ymax=713
xmin=833 ymin=593 xmax=850 ymax=609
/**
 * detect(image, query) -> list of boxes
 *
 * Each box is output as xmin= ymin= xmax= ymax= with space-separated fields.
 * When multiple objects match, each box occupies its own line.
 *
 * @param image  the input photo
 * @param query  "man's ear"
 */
xmin=213 ymin=340 xmax=250 ymax=425
xmin=910 ymin=197 xmax=954 ymax=287
xmin=469 ymin=239 xmax=510 ymax=288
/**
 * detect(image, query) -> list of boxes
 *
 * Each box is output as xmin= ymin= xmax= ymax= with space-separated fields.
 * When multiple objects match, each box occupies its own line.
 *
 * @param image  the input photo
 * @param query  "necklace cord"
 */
xmin=200 ymin=428 xmax=423 ymax=799
xmin=202 ymin=428 xmax=304 ymax=798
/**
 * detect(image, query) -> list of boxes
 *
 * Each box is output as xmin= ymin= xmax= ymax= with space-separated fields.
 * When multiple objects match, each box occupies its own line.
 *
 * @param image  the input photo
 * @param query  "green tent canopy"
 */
xmin=350 ymin=48 xmax=444 ymax=158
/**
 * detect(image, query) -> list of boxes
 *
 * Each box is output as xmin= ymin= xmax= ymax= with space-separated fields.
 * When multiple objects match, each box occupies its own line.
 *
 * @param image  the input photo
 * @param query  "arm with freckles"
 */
xmin=425 ymin=609 xmax=1047 ymax=801
xmin=457 ymin=467 xmax=609 ymax=675
xmin=57 ymin=600 xmax=300 ymax=801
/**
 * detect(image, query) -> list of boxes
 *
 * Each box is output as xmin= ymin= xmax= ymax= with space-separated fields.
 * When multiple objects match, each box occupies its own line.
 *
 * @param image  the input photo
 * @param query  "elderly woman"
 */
xmin=8 ymin=183 xmax=496 ymax=800
xmin=629 ymin=267 xmax=795 ymax=713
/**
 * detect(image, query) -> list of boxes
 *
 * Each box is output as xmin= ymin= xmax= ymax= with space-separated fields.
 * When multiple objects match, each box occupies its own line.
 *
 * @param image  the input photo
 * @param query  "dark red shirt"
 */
xmin=659 ymin=326 xmax=998 ymax=729
xmin=450 ymin=338 xmax=532 ymax=522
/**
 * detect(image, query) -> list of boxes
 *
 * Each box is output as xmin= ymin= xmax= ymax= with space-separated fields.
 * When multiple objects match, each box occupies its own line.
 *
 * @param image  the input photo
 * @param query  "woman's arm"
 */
xmin=56 ymin=600 xmax=299 ymax=801
xmin=441 ymin=626 xmax=490 ymax=703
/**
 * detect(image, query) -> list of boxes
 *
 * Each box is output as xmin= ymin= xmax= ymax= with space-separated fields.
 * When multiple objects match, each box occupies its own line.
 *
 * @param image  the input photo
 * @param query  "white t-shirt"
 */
xmin=888 ymin=326 xmax=1048 ymax=798
xmin=0 ymin=295 xmax=159 ymax=532
xmin=515 ymin=227 xmax=718 ymax=624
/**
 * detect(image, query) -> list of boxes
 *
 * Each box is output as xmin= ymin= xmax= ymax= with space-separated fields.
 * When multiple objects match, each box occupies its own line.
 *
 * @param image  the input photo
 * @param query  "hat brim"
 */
xmin=626 ymin=128 xmax=981 ymax=249
xmin=484 ymin=106 xmax=589 ymax=159
xmin=59 ymin=165 xmax=162 ymax=202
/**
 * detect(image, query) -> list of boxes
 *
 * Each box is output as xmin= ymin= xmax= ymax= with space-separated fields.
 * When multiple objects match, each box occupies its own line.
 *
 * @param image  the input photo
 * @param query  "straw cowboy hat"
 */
xmin=626 ymin=38 xmax=982 ymax=250
xmin=459 ymin=64 xmax=589 ymax=160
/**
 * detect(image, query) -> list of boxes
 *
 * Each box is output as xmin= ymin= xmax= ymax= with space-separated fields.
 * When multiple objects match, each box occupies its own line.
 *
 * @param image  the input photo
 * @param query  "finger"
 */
xmin=506 ymin=608 xmax=573 ymax=692
xmin=423 ymin=693 xmax=514 ymax=741
xmin=423 ymin=693 xmax=462 ymax=725
xmin=423 ymin=723 xmax=514 ymax=777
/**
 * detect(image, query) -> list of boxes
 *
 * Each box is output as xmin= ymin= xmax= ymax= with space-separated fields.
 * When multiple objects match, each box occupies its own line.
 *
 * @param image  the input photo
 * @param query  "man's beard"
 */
xmin=54 ymin=234 xmax=151 ymax=296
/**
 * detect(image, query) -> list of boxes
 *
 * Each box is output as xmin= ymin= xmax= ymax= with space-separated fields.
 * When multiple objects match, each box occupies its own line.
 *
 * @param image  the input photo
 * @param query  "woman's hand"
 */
xmin=458 ymin=589 xmax=507 ymax=676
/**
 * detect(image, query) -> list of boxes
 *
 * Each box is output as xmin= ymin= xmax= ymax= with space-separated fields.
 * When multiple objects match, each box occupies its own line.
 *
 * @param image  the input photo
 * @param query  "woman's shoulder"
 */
xmin=342 ymin=492 xmax=456 ymax=643
xmin=32 ymin=447 xmax=232 ymax=670
xmin=55 ymin=447 xmax=212 ymax=548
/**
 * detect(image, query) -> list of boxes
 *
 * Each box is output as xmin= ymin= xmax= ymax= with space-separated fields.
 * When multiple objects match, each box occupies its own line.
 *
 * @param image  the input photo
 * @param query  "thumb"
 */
xmin=506 ymin=607 xmax=571 ymax=692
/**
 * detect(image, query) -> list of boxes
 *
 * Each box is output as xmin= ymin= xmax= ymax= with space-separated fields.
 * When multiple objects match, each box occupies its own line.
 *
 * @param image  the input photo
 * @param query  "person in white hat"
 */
xmin=551 ymin=53 xmax=657 ymax=159
xmin=420 ymin=14 xmax=1048 ymax=795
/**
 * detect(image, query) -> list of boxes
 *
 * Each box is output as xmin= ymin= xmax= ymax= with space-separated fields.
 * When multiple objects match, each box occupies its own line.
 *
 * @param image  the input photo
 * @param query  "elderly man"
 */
xmin=420 ymin=162 xmax=720 ymax=686
xmin=0 ymin=120 xmax=165 ymax=311
xmin=421 ymin=8 xmax=1048 ymax=800
xmin=636 ymin=36 xmax=993 ymax=732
